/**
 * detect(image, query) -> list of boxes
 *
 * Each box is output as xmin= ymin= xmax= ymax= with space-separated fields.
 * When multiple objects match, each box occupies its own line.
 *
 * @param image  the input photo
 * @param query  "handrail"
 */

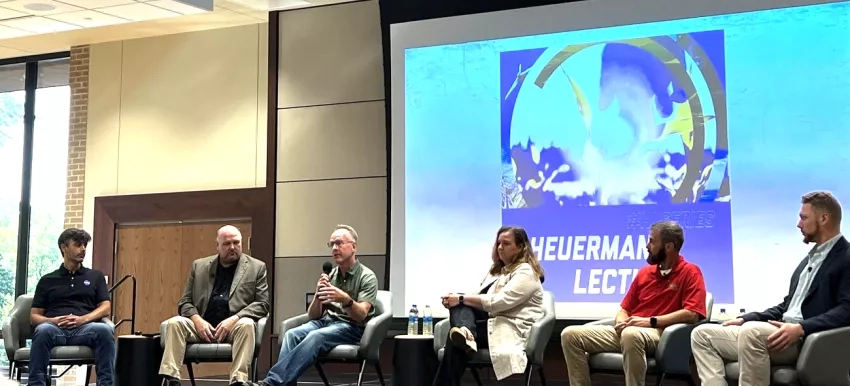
xmin=108 ymin=274 xmax=137 ymax=334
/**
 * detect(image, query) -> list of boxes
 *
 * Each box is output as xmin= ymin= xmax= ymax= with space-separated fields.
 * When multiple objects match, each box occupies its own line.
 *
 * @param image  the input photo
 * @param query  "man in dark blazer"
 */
xmin=159 ymin=225 xmax=270 ymax=386
xmin=691 ymin=191 xmax=850 ymax=386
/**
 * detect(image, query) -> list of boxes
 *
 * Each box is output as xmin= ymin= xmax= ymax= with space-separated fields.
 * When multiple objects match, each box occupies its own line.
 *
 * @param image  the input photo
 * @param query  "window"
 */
xmin=0 ymin=53 xmax=70 ymax=371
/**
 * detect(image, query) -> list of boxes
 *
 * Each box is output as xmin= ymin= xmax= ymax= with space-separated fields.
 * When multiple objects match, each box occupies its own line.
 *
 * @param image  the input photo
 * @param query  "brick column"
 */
xmin=59 ymin=45 xmax=89 ymax=386
xmin=64 ymin=45 xmax=89 ymax=231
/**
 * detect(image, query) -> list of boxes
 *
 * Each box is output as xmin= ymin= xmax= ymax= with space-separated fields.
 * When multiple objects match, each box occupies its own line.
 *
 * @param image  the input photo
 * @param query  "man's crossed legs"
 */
xmin=691 ymin=322 xmax=799 ymax=386
xmin=259 ymin=316 xmax=363 ymax=386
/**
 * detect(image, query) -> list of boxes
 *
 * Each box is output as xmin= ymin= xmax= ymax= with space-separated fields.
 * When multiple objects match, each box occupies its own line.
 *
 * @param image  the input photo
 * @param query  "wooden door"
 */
xmin=113 ymin=220 xmax=252 ymax=379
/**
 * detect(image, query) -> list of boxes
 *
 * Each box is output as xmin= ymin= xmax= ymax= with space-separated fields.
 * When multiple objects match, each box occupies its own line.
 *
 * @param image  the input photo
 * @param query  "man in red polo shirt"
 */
xmin=560 ymin=220 xmax=708 ymax=386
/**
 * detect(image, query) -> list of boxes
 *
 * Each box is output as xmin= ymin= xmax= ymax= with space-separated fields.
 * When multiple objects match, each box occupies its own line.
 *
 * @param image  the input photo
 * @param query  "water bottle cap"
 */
xmin=412 ymin=304 xmax=417 ymax=307
xmin=720 ymin=308 xmax=726 ymax=312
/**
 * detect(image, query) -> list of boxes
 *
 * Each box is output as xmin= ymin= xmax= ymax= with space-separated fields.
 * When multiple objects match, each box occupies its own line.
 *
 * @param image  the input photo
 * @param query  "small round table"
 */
xmin=392 ymin=335 xmax=439 ymax=386
xmin=116 ymin=334 xmax=164 ymax=386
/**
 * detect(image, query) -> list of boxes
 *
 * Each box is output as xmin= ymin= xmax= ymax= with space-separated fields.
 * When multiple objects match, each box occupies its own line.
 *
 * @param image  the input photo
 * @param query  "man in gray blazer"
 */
xmin=160 ymin=225 xmax=270 ymax=386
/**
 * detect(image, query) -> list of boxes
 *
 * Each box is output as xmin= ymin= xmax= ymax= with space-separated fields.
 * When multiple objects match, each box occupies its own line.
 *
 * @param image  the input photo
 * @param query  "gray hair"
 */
xmin=334 ymin=224 xmax=358 ymax=242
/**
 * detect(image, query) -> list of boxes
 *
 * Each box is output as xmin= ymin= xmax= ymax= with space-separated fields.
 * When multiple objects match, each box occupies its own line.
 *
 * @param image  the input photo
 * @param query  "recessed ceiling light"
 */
xmin=23 ymin=3 xmax=56 ymax=12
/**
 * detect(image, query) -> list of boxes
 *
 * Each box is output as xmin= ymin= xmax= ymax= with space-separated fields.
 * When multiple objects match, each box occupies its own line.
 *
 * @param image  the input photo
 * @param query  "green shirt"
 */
xmin=325 ymin=261 xmax=379 ymax=325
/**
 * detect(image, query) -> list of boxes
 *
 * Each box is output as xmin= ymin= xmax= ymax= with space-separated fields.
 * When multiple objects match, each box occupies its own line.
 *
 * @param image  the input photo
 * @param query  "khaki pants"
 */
xmin=159 ymin=316 xmax=256 ymax=384
xmin=561 ymin=325 xmax=661 ymax=386
xmin=691 ymin=322 xmax=800 ymax=386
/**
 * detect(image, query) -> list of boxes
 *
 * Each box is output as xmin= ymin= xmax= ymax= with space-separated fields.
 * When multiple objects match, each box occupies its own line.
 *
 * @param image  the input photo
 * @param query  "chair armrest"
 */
xmin=585 ymin=318 xmax=615 ymax=326
xmin=255 ymin=317 xmax=268 ymax=351
xmin=101 ymin=318 xmax=115 ymax=329
xmin=2 ymin=316 xmax=20 ymax=362
xmin=358 ymin=310 xmax=392 ymax=360
xmin=526 ymin=308 xmax=556 ymax=365
xmin=656 ymin=321 xmax=706 ymax=375
xmin=279 ymin=314 xmax=310 ymax=346
xmin=796 ymin=326 xmax=850 ymax=386
xmin=434 ymin=319 xmax=450 ymax=354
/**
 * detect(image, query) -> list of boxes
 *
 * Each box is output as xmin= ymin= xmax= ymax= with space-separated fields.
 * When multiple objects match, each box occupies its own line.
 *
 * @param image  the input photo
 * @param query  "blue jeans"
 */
xmin=27 ymin=322 xmax=115 ymax=386
xmin=264 ymin=316 xmax=363 ymax=386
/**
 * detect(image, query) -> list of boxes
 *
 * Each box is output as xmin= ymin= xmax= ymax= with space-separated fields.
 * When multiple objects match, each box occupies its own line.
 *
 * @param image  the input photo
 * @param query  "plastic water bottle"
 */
xmin=407 ymin=305 xmax=420 ymax=335
xmin=422 ymin=305 xmax=433 ymax=335
xmin=717 ymin=308 xmax=729 ymax=322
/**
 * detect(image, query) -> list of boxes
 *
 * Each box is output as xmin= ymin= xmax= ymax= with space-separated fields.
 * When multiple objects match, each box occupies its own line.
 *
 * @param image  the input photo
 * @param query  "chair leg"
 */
xmin=374 ymin=361 xmax=386 ymax=386
xmin=655 ymin=372 xmax=666 ymax=386
xmin=538 ymin=366 xmax=547 ymax=386
xmin=186 ymin=363 xmax=197 ymax=386
xmin=251 ymin=357 xmax=259 ymax=382
xmin=524 ymin=365 xmax=533 ymax=386
xmin=314 ymin=362 xmax=330 ymax=386
xmin=356 ymin=360 xmax=367 ymax=386
xmin=8 ymin=361 xmax=13 ymax=379
xmin=85 ymin=365 xmax=93 ymax=386
xmin=470 ymin=367 xmax=484 ymax=386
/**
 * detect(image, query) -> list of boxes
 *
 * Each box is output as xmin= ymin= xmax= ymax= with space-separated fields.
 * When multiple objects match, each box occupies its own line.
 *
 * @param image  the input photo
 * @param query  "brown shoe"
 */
xmin=449 ymin=326 xmax=477 ymax=353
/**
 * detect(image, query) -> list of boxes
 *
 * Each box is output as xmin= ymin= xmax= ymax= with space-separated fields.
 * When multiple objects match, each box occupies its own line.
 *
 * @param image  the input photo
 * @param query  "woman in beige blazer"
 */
xmin=433 ymin=225 xmax=545 ymax=386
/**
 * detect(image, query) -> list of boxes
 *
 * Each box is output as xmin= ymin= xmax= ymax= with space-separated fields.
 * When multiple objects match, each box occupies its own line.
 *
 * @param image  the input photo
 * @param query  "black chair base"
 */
xmin=466 ymin=364 xmax=547 ymax=386
xmin=314 ymin=359 xmax=386 ymax=386
xmin=184 ymin=356 xmax=260 ymax=386
xmin=10 ymin=362 xmax=92 ymax=385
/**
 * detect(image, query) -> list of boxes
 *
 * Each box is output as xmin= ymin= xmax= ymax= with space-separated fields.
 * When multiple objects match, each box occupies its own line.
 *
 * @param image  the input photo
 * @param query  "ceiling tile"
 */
xmin=225 ymin=0 xmax=311 ymax=11
xmin=98 ymin=2 xmax=179 ymax=22
xmin=0 ymin=24 xmax=31 ymax=38
xmin=0 ymin=6 xmax=26 ymax=20
xmin=0 ymin=16 xmax=79 ymax=33
xmin=147 ymin=0 xmax=212 ymax=15
xmin=47 ymin=9 xmax=129 ymax=28
xmin=56 ymin=0 xmax=136 ymax=8
xmin=0 ymin=0 xmax=83 ymax=15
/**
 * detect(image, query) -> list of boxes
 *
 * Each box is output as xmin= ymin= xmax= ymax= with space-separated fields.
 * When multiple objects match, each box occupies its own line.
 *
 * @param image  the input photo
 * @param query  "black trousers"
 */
xmin=432 ymin=304 xmax=489 ymax=386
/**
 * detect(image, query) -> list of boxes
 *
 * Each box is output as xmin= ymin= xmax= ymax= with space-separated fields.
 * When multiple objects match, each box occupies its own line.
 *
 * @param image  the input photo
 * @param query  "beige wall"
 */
xmin=273 ymin=0 xmax=387 ymax=331
xmin=82 ymin=24 xmax=268 ymax=235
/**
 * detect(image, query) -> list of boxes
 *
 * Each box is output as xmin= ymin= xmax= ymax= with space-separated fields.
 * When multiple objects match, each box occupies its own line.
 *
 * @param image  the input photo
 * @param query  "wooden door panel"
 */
xmin=113 ymin=220 xmax=253 ymax=380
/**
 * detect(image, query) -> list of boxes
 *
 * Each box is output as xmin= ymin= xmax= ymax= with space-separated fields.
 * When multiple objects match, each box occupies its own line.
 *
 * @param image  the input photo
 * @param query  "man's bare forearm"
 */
xmin=345 ymin=301 xmax=369 ymax=323
xmin=31 ymin=313 xmax=54 ymax=326
xmin=615 ymin=309 xmax=630 ymax=324
xmin=307 ymin=298 xmax=324 ymax=320
xmin=657 ymin=309 xmax=698 ymax=328
xmin=82 ymin=303 xmax=111 ymax=324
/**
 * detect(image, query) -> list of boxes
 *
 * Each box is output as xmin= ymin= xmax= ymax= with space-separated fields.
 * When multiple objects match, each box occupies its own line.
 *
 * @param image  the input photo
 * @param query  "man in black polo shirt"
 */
xmin=30 ymin=228 xmax=114 ymax=386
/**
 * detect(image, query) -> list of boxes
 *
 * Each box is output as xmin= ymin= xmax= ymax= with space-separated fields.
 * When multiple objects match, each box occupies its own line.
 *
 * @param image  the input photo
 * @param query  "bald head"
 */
xmin=216 ymin=225 xmax=243 ymax=265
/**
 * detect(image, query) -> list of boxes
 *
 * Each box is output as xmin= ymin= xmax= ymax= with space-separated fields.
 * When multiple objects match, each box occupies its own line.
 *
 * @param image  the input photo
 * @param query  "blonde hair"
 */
xmin=489 ymin=225 xmax=545 ymax=281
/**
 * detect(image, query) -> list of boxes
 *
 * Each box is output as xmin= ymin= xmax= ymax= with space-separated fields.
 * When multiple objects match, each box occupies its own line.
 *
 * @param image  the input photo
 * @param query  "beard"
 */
xmin=646 ymin=250 xmax=664 ymax=265
xmin=802 ymin=224 xmax=819 ymax=244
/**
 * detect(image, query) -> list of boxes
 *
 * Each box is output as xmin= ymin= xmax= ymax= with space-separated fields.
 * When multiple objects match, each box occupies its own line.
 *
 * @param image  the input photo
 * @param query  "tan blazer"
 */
xmin=178 ymin=254 xmax=270 ymax=320
xmin=477 ymin=263 xmax=544 ymax=380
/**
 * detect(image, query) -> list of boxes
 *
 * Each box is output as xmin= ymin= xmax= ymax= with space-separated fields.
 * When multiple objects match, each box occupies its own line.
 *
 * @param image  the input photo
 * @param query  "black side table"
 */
xmin=392 ymin=335 xmax=438 ymax=386
xmin=116 ymin=334 xmax=164 ymax=386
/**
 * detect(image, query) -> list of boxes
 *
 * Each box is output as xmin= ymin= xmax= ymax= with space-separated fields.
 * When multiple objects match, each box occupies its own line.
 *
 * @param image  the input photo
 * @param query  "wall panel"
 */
xmin=276 ymin=101 xmax=386 ymax=182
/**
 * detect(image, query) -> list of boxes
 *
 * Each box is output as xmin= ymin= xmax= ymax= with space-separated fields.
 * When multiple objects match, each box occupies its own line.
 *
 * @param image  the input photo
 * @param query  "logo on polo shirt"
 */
xmin=668 ymin=283 xmax=678 ymax=291
xmin=83 ymin=280 xmax=91 ymax=286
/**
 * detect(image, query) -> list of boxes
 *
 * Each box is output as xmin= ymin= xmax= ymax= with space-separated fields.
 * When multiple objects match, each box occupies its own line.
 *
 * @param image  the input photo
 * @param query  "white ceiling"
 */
xmin=0 ymin=0 xmax=360 ymax=59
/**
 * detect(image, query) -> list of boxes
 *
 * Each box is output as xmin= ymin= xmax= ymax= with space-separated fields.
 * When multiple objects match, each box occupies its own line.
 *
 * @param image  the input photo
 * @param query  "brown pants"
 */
xmin=561 ymin=325 xmax=661 ymax=386
xmin=691 ymin=322 xmax=800 ymax=386
xmin=158 ymin=316 xmax=257 ymax=384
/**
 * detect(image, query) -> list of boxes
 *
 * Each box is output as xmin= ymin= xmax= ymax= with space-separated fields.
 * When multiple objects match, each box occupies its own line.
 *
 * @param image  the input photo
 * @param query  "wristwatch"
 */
xmin=458 ymin=295 xmax=465 ymax=305
xmin=650 ymin=316 xmax=658 ymax=328
xmin=343 ymin=299 xmax=354 ymax=308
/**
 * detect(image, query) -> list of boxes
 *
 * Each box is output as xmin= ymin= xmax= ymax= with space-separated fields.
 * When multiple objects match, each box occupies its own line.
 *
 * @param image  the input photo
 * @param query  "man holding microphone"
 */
xmin=251 ymin=224 xmax=379 ymax=386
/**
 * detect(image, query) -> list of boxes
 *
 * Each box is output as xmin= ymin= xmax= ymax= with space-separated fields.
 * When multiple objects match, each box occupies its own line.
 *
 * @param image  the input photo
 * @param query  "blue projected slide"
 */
xmin=401 ymin=1 xmax=850 ymax=317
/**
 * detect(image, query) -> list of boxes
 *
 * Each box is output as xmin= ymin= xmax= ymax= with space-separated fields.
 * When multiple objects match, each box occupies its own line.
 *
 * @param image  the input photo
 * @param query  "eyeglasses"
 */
xmin=327 ymin=240 xmax=354 ymax=248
